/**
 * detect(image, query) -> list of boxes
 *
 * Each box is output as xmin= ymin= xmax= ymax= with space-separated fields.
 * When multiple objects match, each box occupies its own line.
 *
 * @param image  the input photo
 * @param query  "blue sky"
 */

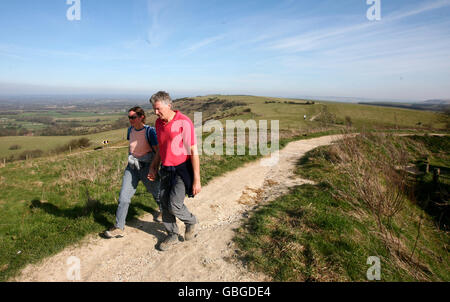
xmin=0 ymin=0 xmax=449 ymax=100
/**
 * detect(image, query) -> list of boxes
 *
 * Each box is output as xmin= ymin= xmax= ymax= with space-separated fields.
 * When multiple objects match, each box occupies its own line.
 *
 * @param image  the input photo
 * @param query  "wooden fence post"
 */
xmin=433 ymin=168 xmax=440 ymax=186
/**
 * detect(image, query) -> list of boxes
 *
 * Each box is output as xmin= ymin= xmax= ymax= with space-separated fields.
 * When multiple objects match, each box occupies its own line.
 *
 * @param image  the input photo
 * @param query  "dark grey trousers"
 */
xmin=159 ymin=169 xmax=197 ymax=235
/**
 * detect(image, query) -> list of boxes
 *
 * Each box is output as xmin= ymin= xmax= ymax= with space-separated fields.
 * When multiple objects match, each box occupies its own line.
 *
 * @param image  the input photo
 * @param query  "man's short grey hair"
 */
xmin=150 ymin=91 xmax=172 ymax=106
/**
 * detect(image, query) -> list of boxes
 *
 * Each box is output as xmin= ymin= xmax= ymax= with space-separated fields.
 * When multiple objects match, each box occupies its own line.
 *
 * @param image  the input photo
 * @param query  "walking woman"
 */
xmin=104 ymin=106 xmax=161 ymax=238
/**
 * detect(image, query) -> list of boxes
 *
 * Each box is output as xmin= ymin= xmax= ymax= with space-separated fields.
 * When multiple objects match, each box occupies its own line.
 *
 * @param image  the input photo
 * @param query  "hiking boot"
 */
xmin=159 ymin=233 xmax=179 ymax=251
xmin=154 ymin=211 xmax=163 ymax=223
xmin=184 ymin=223 xmax=197 ymax=241
xmin=104 ymin=227 xmax=125 ymax=239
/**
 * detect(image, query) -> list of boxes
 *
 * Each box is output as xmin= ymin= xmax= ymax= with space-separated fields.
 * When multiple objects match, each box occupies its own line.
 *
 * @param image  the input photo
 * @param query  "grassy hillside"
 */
xmin=323 ymin=102 xmax=444 ymax=129
xmin=235 ymin=133 xmax=449 ymax=281
xmin=186 ymin=95 xmax=446 ymax=131
xmin=0 ymin=103 xmax=127 ymax=137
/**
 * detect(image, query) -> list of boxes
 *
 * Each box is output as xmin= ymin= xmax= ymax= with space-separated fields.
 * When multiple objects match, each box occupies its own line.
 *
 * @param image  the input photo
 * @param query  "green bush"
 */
xmin=8 ymin=144 xmax=21 ymax=150
xmin=18 ymin=149 xmax=44 ymax=160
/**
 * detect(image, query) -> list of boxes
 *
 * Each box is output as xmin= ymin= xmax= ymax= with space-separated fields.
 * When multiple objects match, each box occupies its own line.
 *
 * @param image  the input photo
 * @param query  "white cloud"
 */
xmin=263 ymin=0 xmax=450 ymax=54
xmin=144 ymin=0 xmax=178 ymax=47
xmin=181 ymin=34 xmax=226 ymax=55
xmin=386 ymin=0 xmax=450 ymax=21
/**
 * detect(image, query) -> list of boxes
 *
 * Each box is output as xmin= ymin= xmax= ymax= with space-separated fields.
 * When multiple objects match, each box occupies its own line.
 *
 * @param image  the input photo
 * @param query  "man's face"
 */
xmin=153 ymin=101 xmax=172 ymax=121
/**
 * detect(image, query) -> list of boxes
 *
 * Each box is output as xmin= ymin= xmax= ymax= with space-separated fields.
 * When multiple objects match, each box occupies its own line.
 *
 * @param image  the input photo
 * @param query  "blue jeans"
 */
xmin=115 ymin=162 xmax=161 ymax=230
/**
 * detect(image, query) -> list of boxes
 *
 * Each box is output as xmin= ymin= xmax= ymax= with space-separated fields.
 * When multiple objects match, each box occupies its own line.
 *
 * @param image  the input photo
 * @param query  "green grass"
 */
xmin=408 ymin=135 xmax=450 ymax=169
xmin=322 ymin=102 xmax=444 ymax=130
xmin=53 ymin=113 xmax=124 ymax=126
xmin=235 ymin=134 xmax=450 ymax=281
xmin=0 ymin=148 xmax=130 ymax=280
xmin=0 ymin=128 xmax=128 ymax=159
xmin=235 ymin=184 xmax=394 ymax=281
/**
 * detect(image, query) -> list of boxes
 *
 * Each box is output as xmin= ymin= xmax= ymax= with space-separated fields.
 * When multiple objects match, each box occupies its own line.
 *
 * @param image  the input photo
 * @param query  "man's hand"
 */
xmin=192 ymin=179 xmax=201 ymax=196
xmin=190 ymin=145 xmax=201 ymax=196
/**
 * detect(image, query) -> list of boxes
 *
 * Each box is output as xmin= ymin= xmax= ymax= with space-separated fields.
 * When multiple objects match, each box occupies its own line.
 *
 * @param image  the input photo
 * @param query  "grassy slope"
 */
xmin=323 ymin=102 xmax=443 ymax=129
xmin=196 ymin=95 xmax=445 ymax=130
xmin=235 ymin=135 xmax=449 ymax=281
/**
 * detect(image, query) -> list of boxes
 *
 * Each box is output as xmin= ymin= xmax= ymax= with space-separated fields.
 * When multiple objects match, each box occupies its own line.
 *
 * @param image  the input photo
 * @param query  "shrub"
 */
xmin=111 ymin=117 xmax=129 ymax=130
xmin=315 ymin=106 xmax=337 ymax=126
xmin=345 ymin=116 xmax=352 ymax=127
xmin=15 ymin=116 xmax=54 ymax=125
xmin=18 ymin=149 xmax=44 ymax=160
xmin=53 ymin=138 xmax=91 ymax=153
xmin=327 ymin=131 xmax=413 ymax=252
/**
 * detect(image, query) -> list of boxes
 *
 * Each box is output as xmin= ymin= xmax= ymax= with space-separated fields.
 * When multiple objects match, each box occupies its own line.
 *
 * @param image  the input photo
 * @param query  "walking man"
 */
xmin=147 ymin=91 xmax=201 ymax=251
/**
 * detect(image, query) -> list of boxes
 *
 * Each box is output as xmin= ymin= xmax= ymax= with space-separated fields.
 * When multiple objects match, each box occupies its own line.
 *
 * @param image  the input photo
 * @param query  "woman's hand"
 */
xmin=147 ymin=166 xmax=157 ymax=181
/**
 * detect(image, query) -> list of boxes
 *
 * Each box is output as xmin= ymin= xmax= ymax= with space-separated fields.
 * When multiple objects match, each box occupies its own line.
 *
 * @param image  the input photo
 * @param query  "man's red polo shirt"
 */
xmin=155 ymin=110 xmax=197 ymax=167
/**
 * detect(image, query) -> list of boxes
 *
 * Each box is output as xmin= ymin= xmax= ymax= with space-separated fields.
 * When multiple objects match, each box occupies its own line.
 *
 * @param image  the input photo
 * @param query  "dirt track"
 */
xmin=12 ymin=134 xmax=354 ymax=282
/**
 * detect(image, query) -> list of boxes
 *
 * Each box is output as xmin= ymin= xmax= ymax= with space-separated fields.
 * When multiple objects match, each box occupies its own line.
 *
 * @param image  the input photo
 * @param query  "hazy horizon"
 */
xmin=0 ymin=90 xmax=445 ymax=105
xmin=1 ymin=0 xmax=450 ymax=101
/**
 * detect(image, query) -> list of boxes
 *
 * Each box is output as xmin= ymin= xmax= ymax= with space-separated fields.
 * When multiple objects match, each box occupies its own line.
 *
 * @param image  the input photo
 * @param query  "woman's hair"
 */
xmin=128 ymin=106 xmax=146 ymax=124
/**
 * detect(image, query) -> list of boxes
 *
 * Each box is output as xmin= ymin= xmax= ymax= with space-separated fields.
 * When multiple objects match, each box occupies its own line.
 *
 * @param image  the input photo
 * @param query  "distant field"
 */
xmin=0 ymin=128 xmax=127 ymax=159
xmin=20 ymin=111 xmax=101 ymax=118
xmin=359 ymin=101 xmax=450 ymax=112
xmin=0 ymin=95 xmax=448 ymax=160
xmin=0 ymin=106 xmax=127 ymax=137
xmin=54 ymin=114 xmax=123 ymax=123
